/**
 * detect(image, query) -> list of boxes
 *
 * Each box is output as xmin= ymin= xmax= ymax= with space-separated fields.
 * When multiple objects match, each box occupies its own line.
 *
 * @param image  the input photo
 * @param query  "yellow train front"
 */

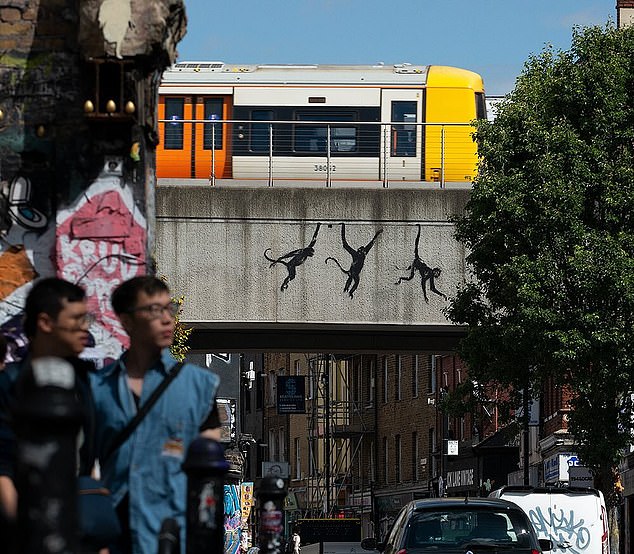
xmin=157 ymin=63 xmax=485 ymax=184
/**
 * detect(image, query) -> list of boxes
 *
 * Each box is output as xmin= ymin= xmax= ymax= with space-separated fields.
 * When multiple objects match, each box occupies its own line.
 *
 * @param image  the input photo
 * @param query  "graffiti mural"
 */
xmin=326 ymin=222 xmax=383 ymax=299
xmin=394 ymin=224 xmax=447 ymax=302
xmin=264 ymin=223 xmax=321 ymax=291
xmin=56 ymin=157 xmax=147 ymax=360
xmin=0 ymin=160 xmax=147 ymax=363
xmin=0 ymin=172 xmax=56 ymax=362
xmin=225 ymin=484 xmax=242 ymax=554
xmin=528 ymin=506 xmax=591 ymax=553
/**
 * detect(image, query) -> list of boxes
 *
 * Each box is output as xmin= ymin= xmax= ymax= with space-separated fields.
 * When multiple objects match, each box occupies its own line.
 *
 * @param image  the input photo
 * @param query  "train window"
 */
xmin=203 ymin=98 xmax=223 ymax=150
xmin=164 ymin=98 xmax=184 ymax=150
xmin=293 ymin=112 xmax=357 ymax=153
xmin=250 ymin=110 xmax=274 ymax=152
xmin=475 ymin=92 xmax=487 ymax=120
xmin=391 ymin=101 xmax=417 ymax=157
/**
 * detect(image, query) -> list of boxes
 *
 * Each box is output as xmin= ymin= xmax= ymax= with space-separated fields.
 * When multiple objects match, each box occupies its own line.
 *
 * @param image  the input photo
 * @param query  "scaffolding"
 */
xmin=303 ymin=353 xmax=375 ymax=519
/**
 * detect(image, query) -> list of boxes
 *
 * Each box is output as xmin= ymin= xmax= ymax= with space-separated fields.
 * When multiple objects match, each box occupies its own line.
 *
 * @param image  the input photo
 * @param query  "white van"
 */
xmin=489 ymin=486 xmax=609 ymax=554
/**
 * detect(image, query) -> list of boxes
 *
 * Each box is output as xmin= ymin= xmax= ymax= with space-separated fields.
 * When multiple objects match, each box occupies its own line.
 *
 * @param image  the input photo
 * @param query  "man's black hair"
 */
xmin=24 ymin=278 xmax=86 ymax=338
xmin=111 ymin=276 xmax=170 ymax=315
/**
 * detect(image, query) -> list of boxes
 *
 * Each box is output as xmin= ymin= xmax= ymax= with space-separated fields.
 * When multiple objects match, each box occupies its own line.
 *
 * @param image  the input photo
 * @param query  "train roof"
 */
xmin=160 ymin=62 xmax=482 ymax=87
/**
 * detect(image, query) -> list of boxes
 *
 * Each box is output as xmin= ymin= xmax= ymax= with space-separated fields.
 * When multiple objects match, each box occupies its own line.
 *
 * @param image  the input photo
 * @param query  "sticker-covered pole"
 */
xmin=182 ymin=437 xmax=229 ymax=554
xmin=256 ymin=477 xmax=287 ymax=554
xmin=13 ymin=357 xmax=83 ymax=554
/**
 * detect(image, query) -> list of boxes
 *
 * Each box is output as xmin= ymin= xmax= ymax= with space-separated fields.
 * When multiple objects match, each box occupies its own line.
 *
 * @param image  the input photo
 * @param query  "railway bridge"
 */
xmin=156 ymin=180 xmax=471 ymax=352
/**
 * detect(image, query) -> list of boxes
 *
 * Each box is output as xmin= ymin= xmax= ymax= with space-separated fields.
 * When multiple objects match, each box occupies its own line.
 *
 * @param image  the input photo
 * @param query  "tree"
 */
xmin=170 ymin=293 xmax=193 ymax=362
xmin=446 ymin=23 xmax=634 ymax=538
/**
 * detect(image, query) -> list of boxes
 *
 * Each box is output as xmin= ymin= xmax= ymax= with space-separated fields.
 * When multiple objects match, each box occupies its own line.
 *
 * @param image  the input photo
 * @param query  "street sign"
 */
xmin=568 ymin=466 xmax=594 ymax=487
xmin=277 ymin=376 xmax=306 ymax=414
xmin=446 ymin=440 xmax=459 ymax=456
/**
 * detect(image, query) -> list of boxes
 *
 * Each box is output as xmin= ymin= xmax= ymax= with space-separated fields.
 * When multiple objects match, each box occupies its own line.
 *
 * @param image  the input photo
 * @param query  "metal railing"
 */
xmin=158 ymin=119 xmax=476 ymax=188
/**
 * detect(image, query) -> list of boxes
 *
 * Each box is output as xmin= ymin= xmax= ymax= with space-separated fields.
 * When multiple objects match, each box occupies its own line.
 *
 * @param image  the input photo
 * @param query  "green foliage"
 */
xmin=447 ymin=24 xmax=634 ymax=507
xmin=170 ymin=294 xmax=193 ymax=362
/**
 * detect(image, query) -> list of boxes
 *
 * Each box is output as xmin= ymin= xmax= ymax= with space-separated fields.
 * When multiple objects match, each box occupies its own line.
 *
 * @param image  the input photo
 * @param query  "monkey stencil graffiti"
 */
xmin=395 ymin=224 xmax=447 ymax=302
xmin=264 ymin=223 xmax=321 ymax=291
xmin=326 ymin=223 xmax=383 ymax=299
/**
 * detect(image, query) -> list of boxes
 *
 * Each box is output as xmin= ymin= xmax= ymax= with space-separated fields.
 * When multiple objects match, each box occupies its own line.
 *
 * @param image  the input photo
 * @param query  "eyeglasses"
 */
xmin=56 ymin=312 xmax=96 ymax=331
xmin=127 ymin=301 xmax=180 ymax=319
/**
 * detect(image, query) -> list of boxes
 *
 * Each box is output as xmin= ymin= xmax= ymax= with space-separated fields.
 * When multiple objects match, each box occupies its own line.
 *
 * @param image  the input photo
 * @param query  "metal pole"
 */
xmin=210 ymin=123 xmax=216 ymax=186
xmin=382 ymin=125 xmax=388 ymax=188
xmin=182 ymin=437 xmax=229 ymax=554
xmin=523 ymin=388 xmax=530 ymax=485
xmin=14 ymin=357 xmax=83 ymax=554
xmin=326 ymin=125 xmax=331 ymax=188
xmin=440 ymin=126 xmax=445 ymax=189
xmin=268 ymin=123 xmax=273 ymax=187
xmin=324 ymin=354 xmax=331 ymax=516
xmin=256 ymin=476 xmax=287 ymax=554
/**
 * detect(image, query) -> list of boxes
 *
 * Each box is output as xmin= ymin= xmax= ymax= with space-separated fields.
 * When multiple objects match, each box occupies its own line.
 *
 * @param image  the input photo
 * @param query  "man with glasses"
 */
xmin=90 ymin=276 xmax=221 ymax=554
xmin=0 ymin=277 xmax=97 ymax=525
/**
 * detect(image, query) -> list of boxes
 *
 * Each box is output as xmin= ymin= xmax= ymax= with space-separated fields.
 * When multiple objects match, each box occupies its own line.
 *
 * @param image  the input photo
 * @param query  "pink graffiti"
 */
xmin=56 ymin=187 xmax=146 ymax=348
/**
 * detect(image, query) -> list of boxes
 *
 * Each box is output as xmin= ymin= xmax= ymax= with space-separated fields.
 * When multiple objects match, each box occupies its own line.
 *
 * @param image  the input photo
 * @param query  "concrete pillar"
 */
xmin=0 ymin=0 xmax=186 ymax=360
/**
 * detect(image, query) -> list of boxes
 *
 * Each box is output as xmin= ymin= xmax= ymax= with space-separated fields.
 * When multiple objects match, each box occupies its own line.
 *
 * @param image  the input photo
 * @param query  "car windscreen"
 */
xmin=404 ymin=507 xmax=536 ymax=549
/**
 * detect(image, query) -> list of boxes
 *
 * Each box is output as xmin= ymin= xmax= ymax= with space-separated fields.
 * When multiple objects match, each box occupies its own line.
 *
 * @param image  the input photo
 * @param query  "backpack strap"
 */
xmin=102 ymin=361 xmax=184 ymax=464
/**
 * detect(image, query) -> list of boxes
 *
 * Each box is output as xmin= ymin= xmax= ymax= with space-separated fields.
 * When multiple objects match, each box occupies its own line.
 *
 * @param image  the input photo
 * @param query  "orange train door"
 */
xmin=156 ymin=95 xmax=194 ymax=179
xmin=193 ymin=96 xmax=232 ymax=179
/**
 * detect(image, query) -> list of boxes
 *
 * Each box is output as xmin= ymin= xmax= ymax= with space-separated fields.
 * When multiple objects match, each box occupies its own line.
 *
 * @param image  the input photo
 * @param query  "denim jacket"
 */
xmin=90 ymin=349 xmax=220 ymax=554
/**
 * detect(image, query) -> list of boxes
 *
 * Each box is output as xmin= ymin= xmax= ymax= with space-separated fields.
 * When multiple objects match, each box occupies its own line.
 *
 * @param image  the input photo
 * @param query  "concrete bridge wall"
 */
xmin=156 ymin=184 xmax=470 ymax=351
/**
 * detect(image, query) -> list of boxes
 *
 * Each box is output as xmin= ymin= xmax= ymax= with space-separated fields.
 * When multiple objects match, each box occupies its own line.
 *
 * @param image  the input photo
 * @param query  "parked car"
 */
xmin=361 ymin=497 xmax=552 ymax=553
xmin=489 ymin=486 xmax=609 ymax=554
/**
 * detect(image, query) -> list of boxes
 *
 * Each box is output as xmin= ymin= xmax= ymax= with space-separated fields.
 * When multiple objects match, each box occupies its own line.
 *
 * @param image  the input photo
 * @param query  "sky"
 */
xmin=176 ymin=0 xmax=617 ymax=96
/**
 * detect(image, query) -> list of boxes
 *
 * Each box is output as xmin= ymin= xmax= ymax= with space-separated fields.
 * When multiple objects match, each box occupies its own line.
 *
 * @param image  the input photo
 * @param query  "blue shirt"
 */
xmin=90 ymin=349 xmax=220 ymax=554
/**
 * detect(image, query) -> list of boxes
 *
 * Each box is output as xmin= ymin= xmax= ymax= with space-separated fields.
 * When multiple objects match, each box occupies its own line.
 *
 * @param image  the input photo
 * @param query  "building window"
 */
xmin=294 ymin=359 xmax=300 ymax=376
xmin=308 ymin=437 xmax=316 ymax=476
xmin=295 ymin=437 xmax=301 ymax=479
xmin=412 ymin=431 xmax=419 ymax=481
xmin=412 ymin=355 xmax=418 ymax=397
xmin=368 ymin=358 xmax=375 ymax=406
xmin=370 ymin=439 xmax=376 ymax=481
xmin=383 ymin=436 xmax=389 ymax=484
xmin=395 ymin=356 xmax=401 ymax=401
xmin=353 ymin=361 xmax=361 ymax=403
xmin=164 ymin=97 xmax=184 ymax=150
xmin=395 ymin=435 xmax=401 ymax=483
xmin=383 ymin=358 xmax=388 ymax=403
xmin=308 ymin=360 xmax=315 ymax=399
xmin=267 ymin=372 xmax=276 ymax=407
xmin=427 ymin=355 xmax=437 ymax=394
xmin=278 ymin=428 xmax=285 ymax=460
xmin=269 ymin=429 xmax=276 ymax=461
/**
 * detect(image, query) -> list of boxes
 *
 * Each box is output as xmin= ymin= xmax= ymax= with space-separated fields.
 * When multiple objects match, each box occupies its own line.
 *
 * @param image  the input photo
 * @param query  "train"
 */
xmin=157 ymin=62 xmax=486 ymax=183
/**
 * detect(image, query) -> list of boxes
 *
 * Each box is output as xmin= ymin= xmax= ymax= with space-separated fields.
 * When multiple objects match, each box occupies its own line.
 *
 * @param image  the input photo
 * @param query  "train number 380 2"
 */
xmin=314 ymin=164 xmax=336 ymax=172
